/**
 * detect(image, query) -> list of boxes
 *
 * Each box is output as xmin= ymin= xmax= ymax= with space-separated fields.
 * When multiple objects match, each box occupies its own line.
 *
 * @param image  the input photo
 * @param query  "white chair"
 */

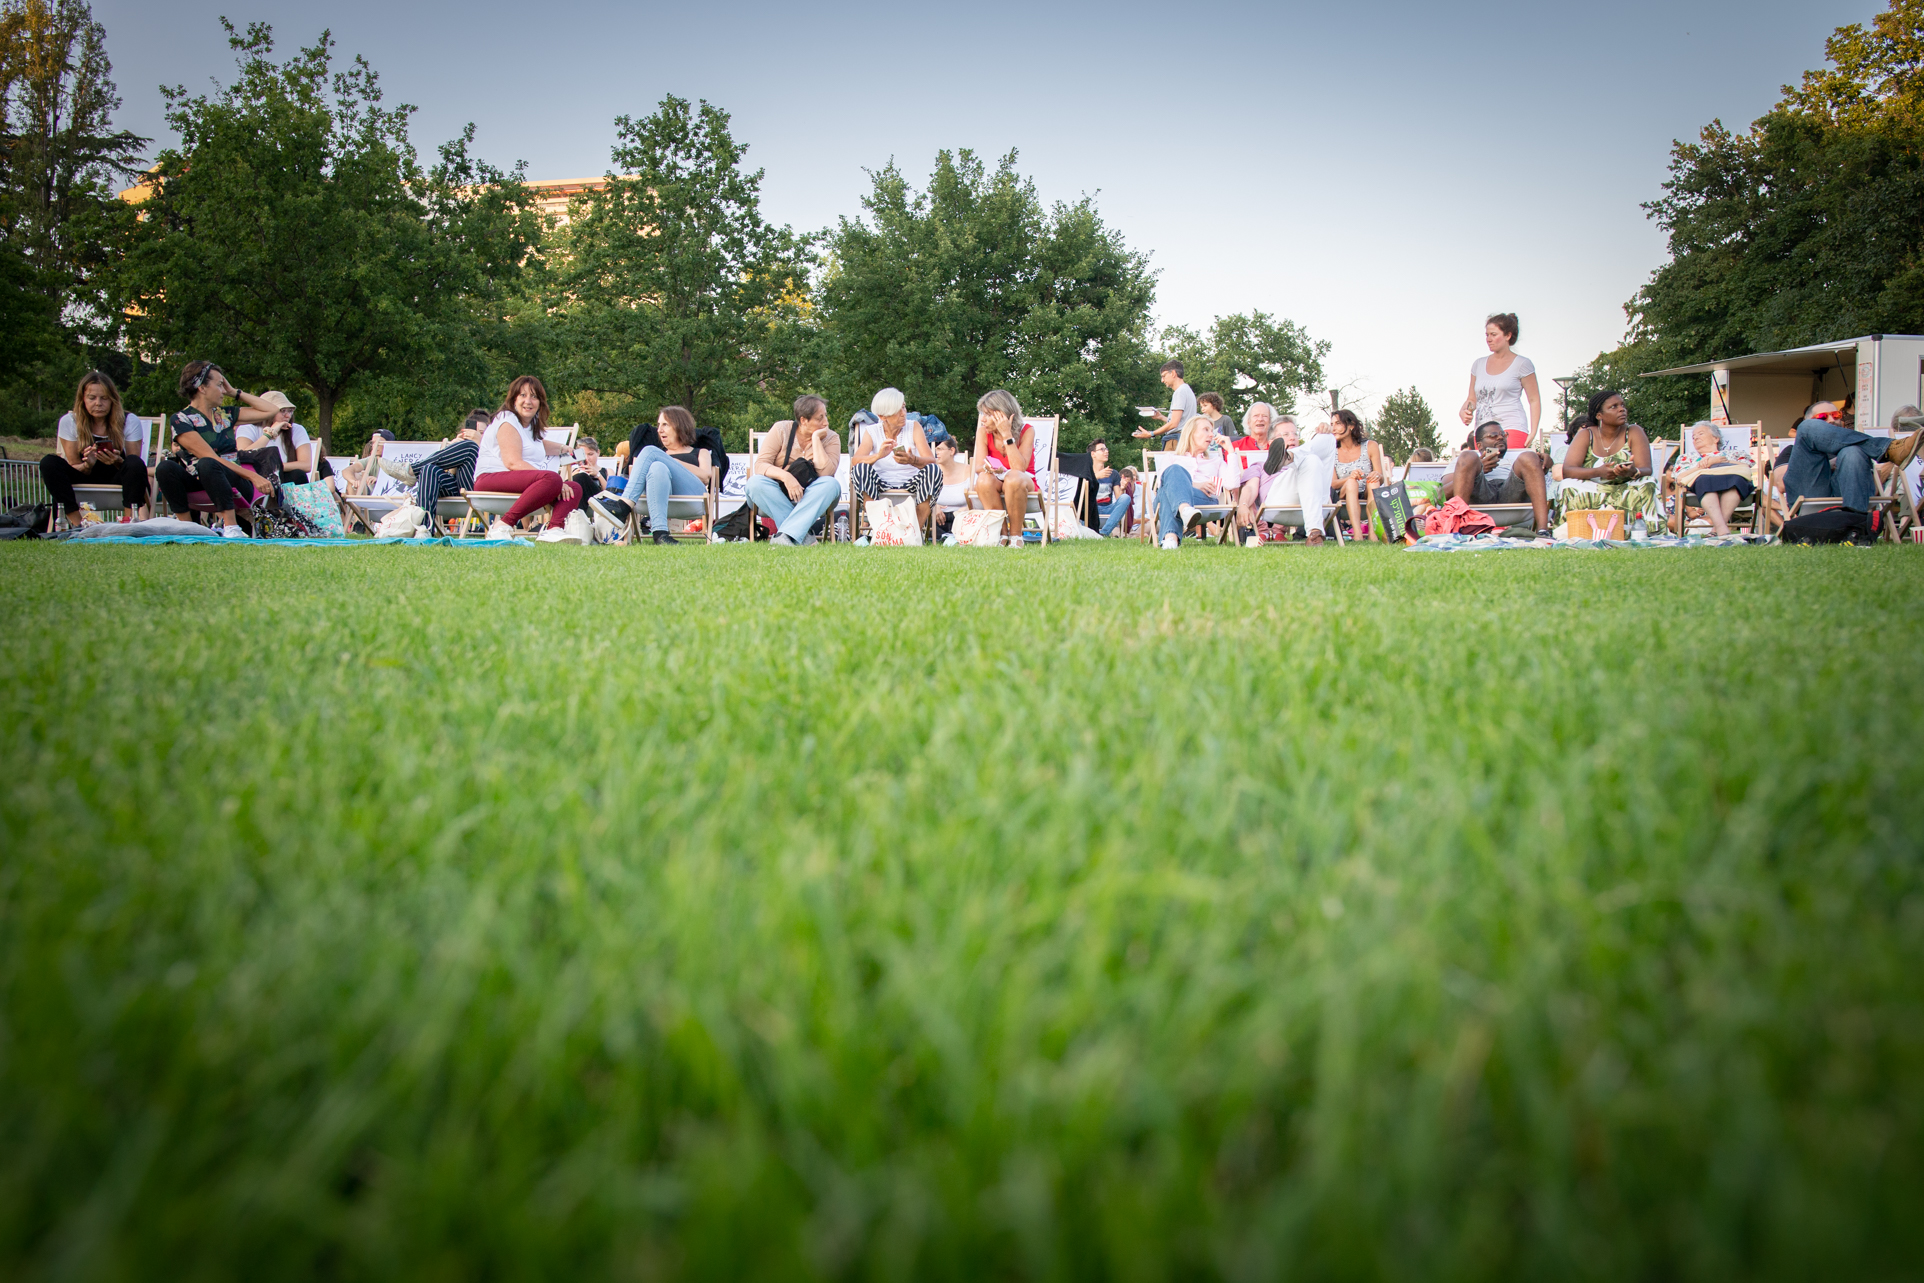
xmin=1139 ymin=448 xmax=1241 ymax=544
xmin=1663 ymin=424 xmax=1761 ymax=536
xmin=742 ymin=428 xmax=845 ymax=543
xmin=69 ymin=415 xmax=155 ymax=520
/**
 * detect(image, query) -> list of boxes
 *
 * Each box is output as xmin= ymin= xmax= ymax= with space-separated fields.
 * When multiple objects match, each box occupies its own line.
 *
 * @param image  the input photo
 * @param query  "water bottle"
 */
xmin=1631 ymin=517 xmax=1648 ymax=542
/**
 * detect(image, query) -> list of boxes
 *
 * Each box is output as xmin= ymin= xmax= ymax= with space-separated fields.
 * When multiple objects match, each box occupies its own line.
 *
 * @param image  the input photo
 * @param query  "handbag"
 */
xmin=1371 ymin=481 xmax=1418 ymax=544
xmin=779 ymin=421 xmax=818 ymax=489
xmin=864 ymin=498 xmax=922 ymax=546
xmin=950 ymin=509 xmax=1005 ymax=547
xmin=280 ymin=478 xmax=345 ymax=537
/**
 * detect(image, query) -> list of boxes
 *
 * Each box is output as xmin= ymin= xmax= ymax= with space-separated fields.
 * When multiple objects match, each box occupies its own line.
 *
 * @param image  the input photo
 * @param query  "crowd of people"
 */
xmin=32 ymin=319 xmax=1924 ymax=546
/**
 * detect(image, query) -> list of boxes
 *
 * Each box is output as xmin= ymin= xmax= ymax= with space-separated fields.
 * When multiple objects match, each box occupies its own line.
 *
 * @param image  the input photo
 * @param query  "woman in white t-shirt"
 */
xmin=235 ymin=390 xmax=328 ymax=485
xmin=1458 ymin=312 xmax=1541 ymax=449
xmin=40 ymin=370 xmax=150 ymax=528
xmin=473 ymin=375 xmax=576 ymax=539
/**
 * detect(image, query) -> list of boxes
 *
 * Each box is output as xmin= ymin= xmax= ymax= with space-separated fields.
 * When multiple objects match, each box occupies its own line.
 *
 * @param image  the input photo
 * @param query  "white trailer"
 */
xmin=1645 ymin=333 xmax=1924 ymax=436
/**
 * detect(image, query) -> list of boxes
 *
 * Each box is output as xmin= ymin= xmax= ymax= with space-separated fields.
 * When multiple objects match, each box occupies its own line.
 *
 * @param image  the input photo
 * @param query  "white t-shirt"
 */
xmin=57 ymin=411 xmax=145 ymax=456
xmin=861 ymin=419 xmax=923 ymax=487
xmin=236 ymin=421 xmax=312 ymax=464
xmin=478 ymin=412 xmax=540 ymax=476
xmin=1471 ymin=354 xmax=1536 ymax=444
xmin=1167 ymin=446 xmax=1230 ymax=489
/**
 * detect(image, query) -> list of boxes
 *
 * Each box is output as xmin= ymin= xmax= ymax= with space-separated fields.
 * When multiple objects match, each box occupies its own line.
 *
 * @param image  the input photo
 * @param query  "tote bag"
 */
xmin=280 ymin=479 xmax=345 ymax=537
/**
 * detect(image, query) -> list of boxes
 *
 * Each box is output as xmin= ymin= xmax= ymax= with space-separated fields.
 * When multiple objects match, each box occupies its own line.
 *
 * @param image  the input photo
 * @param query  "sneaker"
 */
xmin=1886 ymin=429 xmax=1922 ymax=469
xmin=770 ymin=532 xmax=799 ymax=546
xmin=564 ymin=510 xmax=594 ymax=545
xmin=485 ymin=518 xmax=517 ymax=540
xmin=377 ymin=457 xmax=415 ymax=484
xmin=1177 ymin=503 xmax=1198 ymax=530
xmin=590 ymin=493 xmax=632 ymax=525
xmin=1305 ymin=530 xmax=1326 ymax=545
xmin=1160 ymin=533 xmax=1179 ymax=550
xmin=220 ymin=524 xmax=248 ymax=539
xmin=651 ymin=529 xmax=680 ymax=546
xmin=1244 ymin=534 xmax=1262 ymax=548
xmin=536 ymin=525 xmax=579 ymax=544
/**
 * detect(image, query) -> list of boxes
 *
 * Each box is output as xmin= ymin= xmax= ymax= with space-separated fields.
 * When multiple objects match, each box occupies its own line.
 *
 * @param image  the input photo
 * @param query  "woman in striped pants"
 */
xmin=377 ymin=409 xmax=487 ymax=517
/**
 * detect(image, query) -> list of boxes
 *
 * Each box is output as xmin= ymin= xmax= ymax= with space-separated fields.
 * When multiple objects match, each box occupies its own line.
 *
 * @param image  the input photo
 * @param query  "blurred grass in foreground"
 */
xmin=1 ymin=541 xmax=1920 ymax=1281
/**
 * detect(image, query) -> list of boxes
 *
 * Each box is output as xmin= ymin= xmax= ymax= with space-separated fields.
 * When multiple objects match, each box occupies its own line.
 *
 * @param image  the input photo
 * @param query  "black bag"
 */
xmin=1781 ymin=506 xmax=1875 ymax=545
xmin=711 ymin=503 xmax=761 ymax=541
xmin=0 ymin=503 xmax=51 ymax=537
xmin=1372 ymin=482 xmax=1419 ymax=544
xmin=779 ymin=423 xmax=819 ymax=489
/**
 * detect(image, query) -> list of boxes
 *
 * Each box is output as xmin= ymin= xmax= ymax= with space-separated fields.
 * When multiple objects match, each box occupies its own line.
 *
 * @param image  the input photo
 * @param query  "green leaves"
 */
xmin=1159 ymin=311 xmax=1329 ymax=424
xmin=1371 ymin=386 xmax=1443 ymax=462
xmin=819 ymin=149 xmax=1160 ymax=451
xmin=550 ymin=96 xmax=809 ymax=431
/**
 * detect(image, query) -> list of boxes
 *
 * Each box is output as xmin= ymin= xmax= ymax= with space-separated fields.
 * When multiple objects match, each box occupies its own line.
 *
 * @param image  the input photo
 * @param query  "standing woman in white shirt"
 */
xmin=40 ymin=371 xmax=150 ymax=528
xmin=1458 ymin=313 xmax=1542 ymax=449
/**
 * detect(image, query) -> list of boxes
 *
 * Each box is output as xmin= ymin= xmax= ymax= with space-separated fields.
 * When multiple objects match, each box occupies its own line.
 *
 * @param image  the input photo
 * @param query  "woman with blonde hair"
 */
xmin=40 ymin=370 xmax=150 ymax=528
xmin=971 ymin=388 xmax=1035 ymax=545
xmin=1153 ymin=412 xmax=1234 ymax=548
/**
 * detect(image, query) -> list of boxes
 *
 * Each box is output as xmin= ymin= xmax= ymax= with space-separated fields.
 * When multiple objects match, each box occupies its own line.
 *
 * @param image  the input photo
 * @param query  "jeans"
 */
xmin=1156 ymin=465 xmax=1214 ymax=540
xmin=1784 ymin=418 xmax=1890 ymax=512
xmin=1098 ymin=492 xmax=1131 ymax=536
xmin=747 ymin=474 xmax=841 ymax=541
xmin=623 ymin=446 xmax=706 ymax=525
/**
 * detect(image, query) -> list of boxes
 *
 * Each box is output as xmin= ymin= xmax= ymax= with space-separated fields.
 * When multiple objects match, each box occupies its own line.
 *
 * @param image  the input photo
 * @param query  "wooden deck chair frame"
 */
xmin=1138 ymin=449 xmax=1242 ymax=545
xmin=962 ymin=418 xmax=1068 ymax=545
xmin=1764 ymin=428 xmax=1909 ymax=541
xmin=619 ymin=460 xmax=720 ymax=544
xmin=1662 ymin=424 xmax=1763 ymax=536
xmin=67 ymin=414 xmax=156 ymax=523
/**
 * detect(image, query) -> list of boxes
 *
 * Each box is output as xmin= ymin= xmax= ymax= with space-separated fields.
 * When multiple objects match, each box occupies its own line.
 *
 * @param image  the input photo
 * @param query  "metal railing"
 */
xmin=0 ymin=458 xmax=50 ymax=510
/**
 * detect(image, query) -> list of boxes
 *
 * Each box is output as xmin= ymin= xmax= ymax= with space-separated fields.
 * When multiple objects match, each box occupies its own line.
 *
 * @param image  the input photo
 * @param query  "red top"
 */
xmin=985 ymin=426 xmax=1037 ymax=476
xmin=1232 ymin=435 xmax=1264 ymax=451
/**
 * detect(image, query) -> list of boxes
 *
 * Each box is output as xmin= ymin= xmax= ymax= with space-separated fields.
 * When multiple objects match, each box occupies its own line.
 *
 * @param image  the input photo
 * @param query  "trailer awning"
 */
xmin=1641 ymin=336 xmax=1924 ymax=378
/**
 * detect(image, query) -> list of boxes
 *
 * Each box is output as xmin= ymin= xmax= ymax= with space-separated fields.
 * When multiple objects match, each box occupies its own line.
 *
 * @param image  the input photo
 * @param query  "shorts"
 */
xmin=1467 ymin=470 xmax=1531 ymax=506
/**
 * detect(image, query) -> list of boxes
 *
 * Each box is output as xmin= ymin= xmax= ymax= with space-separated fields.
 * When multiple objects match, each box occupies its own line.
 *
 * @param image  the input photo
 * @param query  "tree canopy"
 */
xmin=820 ymin=150 xmax=1160 ymax=452
xmin=1580 ymin=0 xmax=1924 ymax=432
xmin=1158 ymin=311 xmax=1328 ymax=424
xmin=1370 ymin=386 xmax=1443 ymax=463
xmin=118 ymin=22 xmax=535 ymax=445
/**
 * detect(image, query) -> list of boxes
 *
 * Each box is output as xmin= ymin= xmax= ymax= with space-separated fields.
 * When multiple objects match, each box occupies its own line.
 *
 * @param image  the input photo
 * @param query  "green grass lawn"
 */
xmin=2 ymin=541 xmax=1921 ymax=1280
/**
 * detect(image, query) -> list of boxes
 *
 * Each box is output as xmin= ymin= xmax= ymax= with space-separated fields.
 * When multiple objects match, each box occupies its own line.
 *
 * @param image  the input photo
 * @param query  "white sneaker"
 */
xmin=1160 ymin=533 xmax=1179 ymax=550
xmin=1245 ymin=534 xmax=1262 ymax=548
xmin=220 ymin=524 xmax=248 ymax=539
xmin=377 ymin=457 xmax=415 ymax=483
xmin=535 ymin=526 xmax=577 ymax=543
xmin=1178 ymin=503 xmax=1198 ymax=530
xmin=485 ymin=519 xmax=517 ymax=540
xmin=564 ymin=510 xmax=594 ymax=544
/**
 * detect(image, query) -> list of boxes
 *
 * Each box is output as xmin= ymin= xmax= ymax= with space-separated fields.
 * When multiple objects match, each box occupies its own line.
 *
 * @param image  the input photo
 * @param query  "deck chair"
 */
xmin=156 ymin=411 xmax=271 ymax=530
xmin=847 ymin=420 xmax=941 ymax=544
xmin=1251 ymin=452 xmax=1347 ymax=545
xmin=741 ymin=428 xmax=842 ymax=543
xmin=1139 ymin=449 xmax=1241 ymax=544
xmin=623 ymin=465 xmax=718 ymax=543
xmin=68 ymin=414 xmax=156 ymax=522
xmin=1663 ymin=424 xmax=1761 ymax=535
xmin=1770 ymin=428 xmax=1907 ymax=541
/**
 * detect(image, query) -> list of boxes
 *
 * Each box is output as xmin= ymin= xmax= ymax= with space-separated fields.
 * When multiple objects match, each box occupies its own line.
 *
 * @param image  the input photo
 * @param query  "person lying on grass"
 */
xmin=972 ymin=388 xmax=1036 ymax=546
xmin=475 ymin=376 xmax=577 ymax=541
xmin=747 ymin=394 xmax=844 ymax=546
xmin=1446 ymin=418 xmax=1552 ymax=538
xmin=1154 ymin=412 xmax=1235 ymax=549
xmin=154 ymin=360 xmax=278 ymax=538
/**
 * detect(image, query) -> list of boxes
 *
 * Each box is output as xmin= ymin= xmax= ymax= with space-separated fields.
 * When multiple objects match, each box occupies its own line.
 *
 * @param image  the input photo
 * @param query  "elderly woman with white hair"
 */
xmin=1670 ymin=420 xmax=1755 ymax=536
xmin=972 ymin=388 xmax=1036 ymax=544
xmin=850 ymin=386 xmax=942 ymax=529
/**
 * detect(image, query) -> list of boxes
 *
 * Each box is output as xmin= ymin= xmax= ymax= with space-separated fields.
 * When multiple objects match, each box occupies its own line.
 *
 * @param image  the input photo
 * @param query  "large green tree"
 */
xmin=552 ymin=96 xmax=809 ymax=435
xmin=1158 ymin=311 xmax=1328 ymax=424
xmin=1370 ymin=386 xmax=1443 ymax=463
xmin=1584 ymin=0 xmax=1924 ymax=431
xmin=0 ymin=0 xmax=143 ymax=422
xmin=119 ymin=22 xmax=536 ymax=446
xmin=820 ymin=149 xmax=1159 ymax=452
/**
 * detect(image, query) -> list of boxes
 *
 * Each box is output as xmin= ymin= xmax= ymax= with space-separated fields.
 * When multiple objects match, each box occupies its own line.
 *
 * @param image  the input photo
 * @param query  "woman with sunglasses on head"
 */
xmin=233 ymin=391 xmax=331 ymax=486
xmin=154 ymin=360 xmax=278 ymax=537
xmin=40 ymin=371 xmax=151 ymax=529
xmin=473 ymin=376 xmax=576 ymax=540
xmin=1329 ymin=409 xmax=1388 ymax=540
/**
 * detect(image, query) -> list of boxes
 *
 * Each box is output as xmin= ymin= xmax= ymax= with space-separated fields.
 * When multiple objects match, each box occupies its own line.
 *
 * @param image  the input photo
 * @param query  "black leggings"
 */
xmin=156 ymin=455 xmax=260 ymax=516
xmin=40 ymin=453 xmax=147 ymax=515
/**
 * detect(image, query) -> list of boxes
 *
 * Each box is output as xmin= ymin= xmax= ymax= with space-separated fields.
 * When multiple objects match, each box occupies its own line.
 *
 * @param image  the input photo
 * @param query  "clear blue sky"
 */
xmin=97 ymin=0 xmax=1879 ymax=431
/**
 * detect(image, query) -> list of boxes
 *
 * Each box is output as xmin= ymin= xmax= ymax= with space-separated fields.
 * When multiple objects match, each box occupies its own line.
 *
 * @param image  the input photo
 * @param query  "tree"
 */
xmin=552 ymin=96 xmax=809 ymax=433
xmin=1585 ymin=0 xmax=1924 ymax=424
xmin=1371 ymin=386 xmax=1443 ymax=462
xmin=1158 ymin=311 xmax=1328 ymax=423
xmin=820 ymin=149 xmax=1159 ymax=453
xmin=118 ymin=22 xmax=536 ymax=446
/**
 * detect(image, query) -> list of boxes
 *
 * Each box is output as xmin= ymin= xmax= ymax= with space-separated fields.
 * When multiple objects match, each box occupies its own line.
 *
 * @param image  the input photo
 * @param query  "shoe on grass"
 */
xmin=220 ymin=524 xmax=248 ymax=539
xmin=535 ymin=525 xmax=579 ymax=544
xmin=1305 ymin=530 xmax=1326 ymax=545
xmin=1244 ymin=534 xmax=1262 ymax=548
xmin=485 ymin=518 xmax=516 ymax=540
xmin=769 ymin=532 xmax=798 ymax=546
xmin=1160 ymin=533 xmax=1179 ymax=550
xmin=651 ymin=530 xmax=680 ymax=546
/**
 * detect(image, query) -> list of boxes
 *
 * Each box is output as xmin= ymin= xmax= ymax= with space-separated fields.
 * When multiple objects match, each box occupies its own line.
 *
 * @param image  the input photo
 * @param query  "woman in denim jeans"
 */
xmin=1154 ymin=414 xmax=1233 ymax=548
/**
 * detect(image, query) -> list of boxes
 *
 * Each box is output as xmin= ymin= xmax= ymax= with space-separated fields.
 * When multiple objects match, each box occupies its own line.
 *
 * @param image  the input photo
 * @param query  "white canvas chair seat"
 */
xmin=1140 ymin=449 xmax=1240 ymax=544
xmin=1662 ymin=425 xmax=1760 ymax=536
xmin=625 ymin=483 xmax=716 ymax=543
xmin=344 ymin=493 xmax=414 ymax=535
xmin=459 ymin=490 xmax=532 ymax=537
xmin=743 ymin=429 xmax=847 ymax=543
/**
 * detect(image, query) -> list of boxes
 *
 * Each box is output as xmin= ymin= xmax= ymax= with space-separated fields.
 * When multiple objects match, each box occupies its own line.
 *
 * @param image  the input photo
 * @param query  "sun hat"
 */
xmin=259 ymin=390 xmax=296 ymax=414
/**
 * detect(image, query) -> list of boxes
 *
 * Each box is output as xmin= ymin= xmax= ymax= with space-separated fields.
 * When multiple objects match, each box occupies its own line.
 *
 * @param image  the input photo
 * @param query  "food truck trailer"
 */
xmin=1644 ymin=333 xmax=1924 ymax=436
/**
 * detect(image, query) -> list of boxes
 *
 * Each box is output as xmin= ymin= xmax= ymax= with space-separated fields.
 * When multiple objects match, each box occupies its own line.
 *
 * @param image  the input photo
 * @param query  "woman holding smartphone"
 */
xmin=41 ymin=371 xmax=150 ymax=528
xmin=971 ymin=388 xmax=1035 ymax=545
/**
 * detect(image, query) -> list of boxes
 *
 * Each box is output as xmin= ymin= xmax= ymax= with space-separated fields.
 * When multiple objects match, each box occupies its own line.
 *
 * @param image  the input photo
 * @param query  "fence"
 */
xmin=0 ymin=458 xmax=50 ymax=509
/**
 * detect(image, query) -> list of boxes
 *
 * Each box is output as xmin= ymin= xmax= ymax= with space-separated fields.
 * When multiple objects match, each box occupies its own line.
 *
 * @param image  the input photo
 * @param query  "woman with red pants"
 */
xmin=474 ymin=375 xmax=577 ymax=539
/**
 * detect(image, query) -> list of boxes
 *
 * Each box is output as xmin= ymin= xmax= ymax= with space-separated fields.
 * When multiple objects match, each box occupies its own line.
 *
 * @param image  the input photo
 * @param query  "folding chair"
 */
xmin=156 ymin=413 xmax=271 ymax=531
xmin=1663 ymin=424 xmax=1761 ymax=536
xmin=623 ymin=467 xmax=718 ymax=544
xmin=1252 ymin=453 xmax=1347 ymax=545
xmin=69 ymin=414 xmax=155 ymax=522
xmin=743 ymin=428 xmax=841 ymax=544
xmin=1771 ymin=428 xmax=1907 ymax=541
xmin=1138 ymin=449 xmax=1241 ymax=545
xmin=848 ymin=422 xmax=940 ymax=545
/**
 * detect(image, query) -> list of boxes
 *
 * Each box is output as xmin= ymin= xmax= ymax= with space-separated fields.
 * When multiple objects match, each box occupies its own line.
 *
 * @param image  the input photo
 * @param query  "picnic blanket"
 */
xmin=55 ymin=530 xmax=531 ymax=548
xmin=1407 ymin=532 xmax=1767 ymax=553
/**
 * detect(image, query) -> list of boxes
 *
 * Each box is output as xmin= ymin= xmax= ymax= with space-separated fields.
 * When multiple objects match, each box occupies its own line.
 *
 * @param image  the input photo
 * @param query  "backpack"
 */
xmin=1781 ymin=506 xmax=1874 ymax=545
